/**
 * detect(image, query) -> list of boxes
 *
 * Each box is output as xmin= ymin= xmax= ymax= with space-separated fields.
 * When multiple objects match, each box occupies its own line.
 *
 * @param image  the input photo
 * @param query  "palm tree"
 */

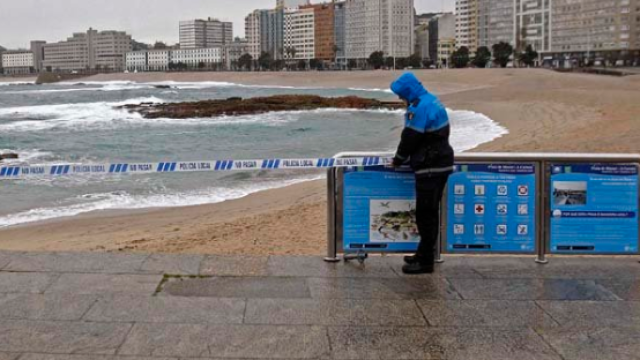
xmin=332 ymin=44 xmax=340 ymax=69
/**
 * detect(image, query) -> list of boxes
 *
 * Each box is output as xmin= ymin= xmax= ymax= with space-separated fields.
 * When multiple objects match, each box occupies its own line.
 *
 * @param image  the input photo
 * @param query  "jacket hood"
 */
xmin=390 ymin=73 xmax=428 ymax=102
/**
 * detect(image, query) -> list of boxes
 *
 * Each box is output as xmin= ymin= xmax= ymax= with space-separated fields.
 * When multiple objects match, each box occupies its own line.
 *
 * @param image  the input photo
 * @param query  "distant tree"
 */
xmin=408 ymin=53 xmax=423 ymax=68
xmin=368 ymin=51 xmax=385 ymax=69
xmin=396 ymin=57 xmax=408 ymax=69
xmin=258 ymin=52 xmax=273 ymax=70
xmin=422 ymin=59 xmax=434 ymax=68
xmin=519 ymin=44 xmax=538 ymax=67
xmin=451 ymin=46 xmax=470 ymax=68
xmin=238 ymin=53 xmax=253 ymax=71
xmin=332 ymin=44 xmax=340 ymax=65
xmin=347 ymin=59 xmax=358 ymax=70
xmin=472 ymin=46 xmax=492 ymax=68
xmin=297 ymin=59 xmax=307 ymax=70
xmin=273 ymin=59 xmax=286 ymax=71
xmin=492 ymin=42 xmax=514 ymax=68
xmin=153 ymin=41 xmax=168 ymax=50
xmin=132 ymin=40 xmax=150 ymax=51
xmin=285 ymin=47 xmax=297 ymax=60
xmin=309 ymin=58 xmax=321 ymax=70
xmin=385 ymin=56 xmax=395 ymax=69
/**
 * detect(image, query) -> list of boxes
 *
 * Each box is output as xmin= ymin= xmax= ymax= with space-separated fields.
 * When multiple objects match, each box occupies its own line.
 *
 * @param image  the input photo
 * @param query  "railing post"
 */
xmin=536 ymin=160 xmax=548 ymax=264
xmin=324 ymin=167 xmax=340 ymax=262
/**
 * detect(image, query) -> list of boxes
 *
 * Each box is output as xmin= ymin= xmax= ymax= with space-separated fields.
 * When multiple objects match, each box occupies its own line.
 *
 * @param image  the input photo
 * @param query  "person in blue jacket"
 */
xmin=390 ymin=72 xmax=454 ymax=274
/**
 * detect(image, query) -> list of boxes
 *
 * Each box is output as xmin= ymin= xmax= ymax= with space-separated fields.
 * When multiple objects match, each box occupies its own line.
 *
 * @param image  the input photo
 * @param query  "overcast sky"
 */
xmin=0 ymin=0 xmax=455 ymax=49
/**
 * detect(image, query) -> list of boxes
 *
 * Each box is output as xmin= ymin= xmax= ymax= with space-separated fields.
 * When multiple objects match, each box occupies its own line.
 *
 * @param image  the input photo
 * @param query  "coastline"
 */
xmin=1 ymin=68 xmax=640 ymax=254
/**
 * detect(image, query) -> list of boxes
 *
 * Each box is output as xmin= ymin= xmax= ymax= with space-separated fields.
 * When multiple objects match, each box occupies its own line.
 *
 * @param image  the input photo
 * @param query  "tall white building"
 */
xmin=1 ymin=50 xmax=34 ymax=75
xmin=43 ymin=29 xmax=132 ymax=72
xmin=284 ymin=7 xmax=316 ymax=60
xmin=455 ymin=0 xmax=478 ymax=52
xmin=344 ymin=0 xmax=415 ymax=61
xmin=179 ymin=18 xmax=233 ymax=49
xmin=245 ymin=11 xmax=262 ymax=59
xmin=125 ymin=48 xmax=223 ymax=72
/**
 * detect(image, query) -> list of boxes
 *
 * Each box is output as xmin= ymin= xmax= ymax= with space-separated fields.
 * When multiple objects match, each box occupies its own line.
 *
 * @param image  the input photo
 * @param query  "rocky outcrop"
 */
xmin=119 ymin=95 xmax=404 ymax=119
xmin=0 ymin=153 xmax=18 ymax=162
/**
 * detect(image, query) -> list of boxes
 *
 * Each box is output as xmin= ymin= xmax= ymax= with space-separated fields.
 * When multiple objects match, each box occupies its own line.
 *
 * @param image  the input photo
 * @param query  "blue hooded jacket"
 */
xmin=390 ymin=73 xmax=454 ymax=177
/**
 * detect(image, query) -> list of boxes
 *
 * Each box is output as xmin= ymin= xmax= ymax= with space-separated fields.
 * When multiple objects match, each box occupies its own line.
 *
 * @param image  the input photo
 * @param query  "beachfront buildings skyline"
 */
xmin=455 ymin=0 xmax=640 ymax=64
xmin=179 ymin=18 xmax=233 ymax=49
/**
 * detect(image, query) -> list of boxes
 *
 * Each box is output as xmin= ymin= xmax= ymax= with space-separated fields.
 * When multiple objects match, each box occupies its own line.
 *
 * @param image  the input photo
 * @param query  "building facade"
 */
xmin=456 ymin=0 xmax=478 ymax=52
xmin=429 ymin=13 xmax=456 ymax=65
xmin=284 ymin=7 xmax=316 ymax=60
xmin=476 ymin=0 xmax=515 ymax=49
xmin=344 ymin=0 xmax=415 ymax=61
xmin=43 ymin=29 xmax=132 ymax=72
xmin=334 ymin=1 xmax=347 ymax=63
xmin=1 ymin=50 xmax=34 ymax=75
xmin=179 ymin=18 xmax=233 ymax=49
xmin=224 ymin=40 xmax=250 ymax=70
xmin=245 ymin=11 xmax=262 ymax=59
xmin=415 ymin=23 xmax=430 ymax=60
xmin=125 ymin=48 xmax=223 ymax=71
xmin=301 ymin=2 xmax=336 ymax=60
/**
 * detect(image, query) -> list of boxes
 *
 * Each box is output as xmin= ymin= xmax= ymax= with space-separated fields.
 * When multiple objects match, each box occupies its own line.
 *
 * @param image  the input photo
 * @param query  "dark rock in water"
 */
xmin=154 ymin=85 xmax=173 ymax=89
xmin=118 ymin=95 xmax=404 ymax=119
xmin=0 ymin=153 xmax=19 ymax=161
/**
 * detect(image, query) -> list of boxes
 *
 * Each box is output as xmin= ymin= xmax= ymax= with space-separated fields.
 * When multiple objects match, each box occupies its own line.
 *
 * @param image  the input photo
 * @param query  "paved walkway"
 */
xmin=0 ymin=251 xmax=638 ymax=359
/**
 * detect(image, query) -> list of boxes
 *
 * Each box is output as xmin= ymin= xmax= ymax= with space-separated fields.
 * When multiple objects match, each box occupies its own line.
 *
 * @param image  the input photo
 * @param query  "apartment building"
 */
xmin=125 ymin=48 xmax=222 ymax=71
xmin=456 ymin=0 xmax=478 ymax=52
xmin=224 ymin=39 xmax=250 ymax=70
xmin=284 ymin=7 xmax=316 ymax=60
xmin=476 ymin=0 xmax=515 ymax=49
xmin=43 ymin=29 xmax=132 ymax=72
xmin=344 ymin=0 xmax=415 ymax=61
xmin=301 ymin=2 xmax=336 ymax=60
xmin=179 ymin=18 xmax=233 ymax=49
xmin=550 ymin=0 xmax=637 ymax=55
xmin=334 ymin=1 xmax=347 ymax=62
xmin=429 ymin=13 xmax=456 ymax=65
xmin=172 ymin=48 xmax=223 ymax=67
xmin=245 ymin=11 xmax=262 ymax=59
xmin=1 ymin=50 xmax=34 ymax=75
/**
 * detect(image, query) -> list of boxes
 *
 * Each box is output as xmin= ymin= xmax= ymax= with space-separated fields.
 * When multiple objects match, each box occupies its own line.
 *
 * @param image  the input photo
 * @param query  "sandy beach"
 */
xmin=2 ymin=69 xmax=640 ymax=254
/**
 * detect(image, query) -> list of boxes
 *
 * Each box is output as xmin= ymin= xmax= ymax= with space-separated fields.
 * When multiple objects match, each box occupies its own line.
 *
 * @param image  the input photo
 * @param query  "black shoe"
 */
xmin=402 ymin=261 xmax=435 ymax=274
xmin=404 ymin=255 xmax=419 ymax=264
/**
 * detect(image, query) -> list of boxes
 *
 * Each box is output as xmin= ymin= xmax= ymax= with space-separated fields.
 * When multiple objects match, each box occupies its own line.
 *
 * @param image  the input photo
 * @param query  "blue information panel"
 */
xmin=550 ymin=164 xmax=639 ymax=254
xmin=343 ymin=167 xmax=419 ymax=253
xmin=447 ymin=164 xmax=537 ymax=253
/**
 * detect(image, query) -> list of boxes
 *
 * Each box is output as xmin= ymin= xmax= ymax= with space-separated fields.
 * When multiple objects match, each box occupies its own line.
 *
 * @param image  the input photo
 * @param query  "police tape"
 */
xmin=0 ymin=156 xmax=395 ymax=180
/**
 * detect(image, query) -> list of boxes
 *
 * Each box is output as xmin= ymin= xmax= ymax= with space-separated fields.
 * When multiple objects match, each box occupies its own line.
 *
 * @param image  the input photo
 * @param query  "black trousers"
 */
xmin=414 ymin=175 xmax=449 ymax=262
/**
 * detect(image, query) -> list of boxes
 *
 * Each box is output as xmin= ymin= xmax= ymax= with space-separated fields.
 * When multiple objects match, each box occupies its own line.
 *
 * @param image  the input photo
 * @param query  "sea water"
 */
xmin=0 ymin=80 xmax=507 ymax=227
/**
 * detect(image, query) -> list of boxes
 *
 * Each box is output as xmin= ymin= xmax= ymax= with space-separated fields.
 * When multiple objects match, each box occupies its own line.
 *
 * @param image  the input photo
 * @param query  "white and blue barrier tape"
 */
xmin=0 ymin=156 xmax=393 ymax=181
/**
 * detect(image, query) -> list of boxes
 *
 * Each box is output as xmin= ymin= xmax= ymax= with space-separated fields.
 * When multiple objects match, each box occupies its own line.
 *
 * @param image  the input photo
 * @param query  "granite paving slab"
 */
xmin=0 ymin=252 xmax=18 ymax=270
xmin=417 ymin=300 xmax=558 ymax=329
xmin=476 ymin=257 xmax=640 ymax=279
xmin=0 ymin=353 xmax=20 ymax=360
xmin=244 ymin=298 xmax=426 ymax=326
xmin=139 ymin=254 xmax=204 ymax=275
xmin=118 ymin=323 xmax=330 ymax=358
xmin=161 ymin=276 xmax=311 ymax=299
xmin=540 ymin=327 xmax=640 ymax=360
xmin=19 ymin=355 xmax=176 ymax=360
xmin=267 ymin=255 xmax=398 ymax=278
xmin=199 ymin=255 xmax=268 ymax=276
xmin=46 ymin=274 xmax=162 ymax=295
xmin=449 ymin=278 xmax=622 ymax=300
xmin=328 ymin=327 xmax=562 ymax=360
xmin=84 ymin=294 xmax=245 ymax=324
xmin=0 ymin=272 xmax=58 ymax=294
xmin=4 ymin=252 xmax=149 ymax=274
xmin=597 ymin=279 xmax=640 ymax=301
xmin=385 ymin=256 xmax=483 ymax=279
xmin=0 ymin=320 xmax=132 ymax=354
xmin=0 ymin=293 xmax=97 ymax=321
xmin=307 ymin=277 xmax=461 ymax=300
xmin=537 ymin=300 xmax=640 ymax=329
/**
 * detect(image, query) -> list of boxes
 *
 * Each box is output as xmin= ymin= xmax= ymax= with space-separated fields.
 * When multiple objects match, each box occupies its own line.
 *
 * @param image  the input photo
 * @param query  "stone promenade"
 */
xmin=0 ymin=251 xmax=639 ymax=359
